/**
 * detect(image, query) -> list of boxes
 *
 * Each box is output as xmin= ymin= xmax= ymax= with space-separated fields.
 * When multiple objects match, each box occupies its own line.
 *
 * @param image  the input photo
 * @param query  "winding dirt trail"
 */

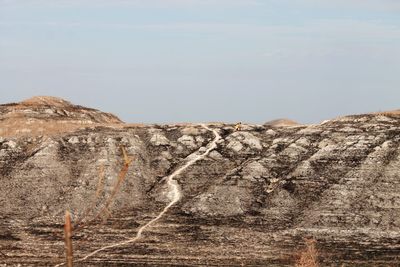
xmin=55 ymin=124 xmax=221 ymax=266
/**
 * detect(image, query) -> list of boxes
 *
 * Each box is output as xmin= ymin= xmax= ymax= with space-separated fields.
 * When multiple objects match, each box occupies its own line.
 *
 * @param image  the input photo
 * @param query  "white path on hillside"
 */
xmin=55 ymin=124 xmax=221 ymax=266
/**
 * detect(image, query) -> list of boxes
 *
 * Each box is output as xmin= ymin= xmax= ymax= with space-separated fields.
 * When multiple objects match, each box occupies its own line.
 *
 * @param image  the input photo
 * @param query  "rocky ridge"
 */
xmin=0 ymin=96 xmax=122 ymax=137
xmin=0 ymin=97 xmax=400 ymax=266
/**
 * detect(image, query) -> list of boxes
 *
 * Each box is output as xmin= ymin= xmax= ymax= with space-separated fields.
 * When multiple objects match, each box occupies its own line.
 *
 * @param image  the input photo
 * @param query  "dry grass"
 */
xmin=295 ymin=238 xmax=319 ymax=267
xmin=74 ymin=146 xmax=133 ymax=229
xmin=64 ymin=210 xmax=73 ymax=267
xmin=73 ymin=164 xmax=106 ymax=228
xmin=95 ymin=146 xmax=133 ymax=222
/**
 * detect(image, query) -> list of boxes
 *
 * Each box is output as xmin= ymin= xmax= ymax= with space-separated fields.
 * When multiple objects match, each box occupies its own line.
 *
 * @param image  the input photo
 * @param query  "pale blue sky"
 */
xmin=1 ymin=0 xmax=399 ymax=124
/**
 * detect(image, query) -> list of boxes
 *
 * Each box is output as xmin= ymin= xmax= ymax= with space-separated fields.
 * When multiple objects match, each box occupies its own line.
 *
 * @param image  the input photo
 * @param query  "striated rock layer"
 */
xmin=0 ymin=97 xmax=400 ymax=266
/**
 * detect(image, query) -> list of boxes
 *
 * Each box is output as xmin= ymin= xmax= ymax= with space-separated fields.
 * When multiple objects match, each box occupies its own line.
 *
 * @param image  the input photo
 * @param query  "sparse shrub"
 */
xmin=295 ymin=238 xmax=319 ymax=267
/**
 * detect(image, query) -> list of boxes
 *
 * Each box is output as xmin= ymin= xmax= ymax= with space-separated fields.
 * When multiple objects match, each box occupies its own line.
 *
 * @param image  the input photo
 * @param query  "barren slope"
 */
xmin=1 ymin=97 xmax=400 ymax=266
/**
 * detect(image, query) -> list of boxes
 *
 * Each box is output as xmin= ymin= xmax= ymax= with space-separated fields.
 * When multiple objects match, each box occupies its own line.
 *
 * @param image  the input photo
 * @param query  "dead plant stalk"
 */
xmin=64 ymin=210 xmax=73 ymax=267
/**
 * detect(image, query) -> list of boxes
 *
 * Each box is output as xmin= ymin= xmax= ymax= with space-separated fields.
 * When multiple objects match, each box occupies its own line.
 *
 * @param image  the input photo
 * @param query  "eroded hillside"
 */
xmin=1 ymin=97 xmax=399 ymax=266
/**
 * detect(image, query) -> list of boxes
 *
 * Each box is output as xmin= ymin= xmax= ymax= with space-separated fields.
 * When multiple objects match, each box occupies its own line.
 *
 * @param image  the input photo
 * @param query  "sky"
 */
xmin=1 ymin=0 xmax=399 ymax=124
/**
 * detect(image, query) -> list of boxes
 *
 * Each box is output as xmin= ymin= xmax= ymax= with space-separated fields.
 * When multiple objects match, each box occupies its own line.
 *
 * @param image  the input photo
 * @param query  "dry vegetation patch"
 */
xmin=295 ymin=238 xmax=319 ymax=267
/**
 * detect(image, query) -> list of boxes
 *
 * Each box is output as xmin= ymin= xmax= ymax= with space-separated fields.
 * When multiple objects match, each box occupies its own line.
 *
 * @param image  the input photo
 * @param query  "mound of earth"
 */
xmin=0 ymin=96 xmax=122 ymax=137
xmin=264 ymin=118 xmax=300 ymax=127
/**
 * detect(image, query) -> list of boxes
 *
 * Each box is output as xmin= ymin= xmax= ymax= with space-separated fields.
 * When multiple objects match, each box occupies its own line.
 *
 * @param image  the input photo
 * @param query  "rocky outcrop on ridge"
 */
xmin=0 ymin=97 xmax=400 ymax=266
xmin=0 ymin=96 xmax=122 ymax=137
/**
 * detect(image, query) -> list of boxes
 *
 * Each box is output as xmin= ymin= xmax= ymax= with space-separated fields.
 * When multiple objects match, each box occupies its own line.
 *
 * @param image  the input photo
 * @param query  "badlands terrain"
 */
xmin=0 ymin=96 xmax=400 ymax=266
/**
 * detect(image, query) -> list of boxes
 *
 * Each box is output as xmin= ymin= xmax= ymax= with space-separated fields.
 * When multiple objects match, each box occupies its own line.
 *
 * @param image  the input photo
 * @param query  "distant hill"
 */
xmin=0 ymin=96 xmax=122 ymax=137
xmin=264 ymin=118 xmax=300 ymax=127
